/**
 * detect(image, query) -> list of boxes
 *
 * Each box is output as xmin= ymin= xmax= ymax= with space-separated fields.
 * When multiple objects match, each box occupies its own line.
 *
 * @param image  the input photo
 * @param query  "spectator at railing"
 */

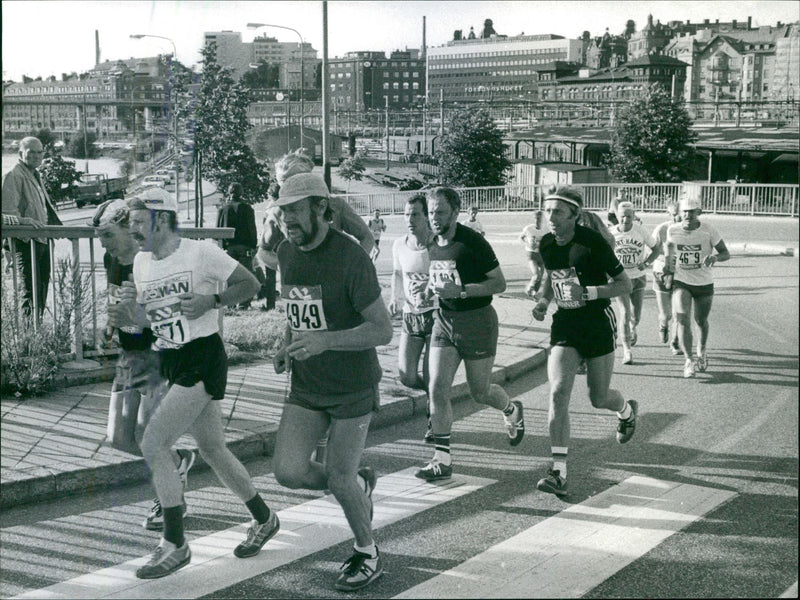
xmin=1 ymin=136 xmax=63 ymax=315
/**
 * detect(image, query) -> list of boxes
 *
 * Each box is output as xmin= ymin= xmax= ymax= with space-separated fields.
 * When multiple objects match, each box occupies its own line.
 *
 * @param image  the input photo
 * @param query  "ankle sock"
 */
xmin=432 ymin=434 xmax=451 ymax=466
xmin=245 ymin=493 xmax=271 ymax=524
xmin=617 ymin=401 xmax=632 ymax=420
xmin=552 ymin=447 xmax=568 ymax=480
xmin=354 ymin=542 xmax=377 ymax=558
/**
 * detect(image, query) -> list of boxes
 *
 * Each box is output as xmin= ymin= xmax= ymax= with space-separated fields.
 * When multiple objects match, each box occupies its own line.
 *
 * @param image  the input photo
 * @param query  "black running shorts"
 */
xmin=159 ymin=333 xmax=228 ymax=400
xmin=432 ymin=305 xmax=499 ymax=360
xmin=287 ymin=384 xmax=380 ymax=419
xmin=551 ymin=305 xmax=618 ymax=359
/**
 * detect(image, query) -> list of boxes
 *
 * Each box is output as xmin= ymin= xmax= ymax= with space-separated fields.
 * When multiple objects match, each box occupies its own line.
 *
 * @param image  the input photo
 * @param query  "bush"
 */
xmin=223 ymin=306 xmax=287 ymax=365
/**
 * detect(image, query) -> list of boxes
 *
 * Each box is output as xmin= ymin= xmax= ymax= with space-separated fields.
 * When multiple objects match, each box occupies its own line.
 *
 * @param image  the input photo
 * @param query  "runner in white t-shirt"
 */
xmin=389 ymin=193 xmax=436 ymax=443
xmin=611 ymin=202 xmax=659 ymax=365
xmin=651 ymin=200 xmax=682 ymax=354
xmin=664 ymin=191 xmax=730 ymax=378
xmin=520 ymin=211 xmax=546 ymax=297
xmin=110 ymin=189 xmax=278 ymax=579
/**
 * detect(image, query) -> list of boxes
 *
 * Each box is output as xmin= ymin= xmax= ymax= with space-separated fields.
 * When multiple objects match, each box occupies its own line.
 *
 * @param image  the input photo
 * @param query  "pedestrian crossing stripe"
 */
xmin=12 ymin=468 xmax=496 ymax=600
xmin=394 ymin=475 xmax=737 ymax=599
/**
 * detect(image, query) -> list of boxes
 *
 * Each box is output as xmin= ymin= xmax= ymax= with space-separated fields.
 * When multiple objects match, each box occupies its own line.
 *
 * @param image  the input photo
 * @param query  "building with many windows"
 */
xmin=328 ymin=50 xmax=425 ymax=112
xmin=426 ymin=32 xmax=583 ymax=103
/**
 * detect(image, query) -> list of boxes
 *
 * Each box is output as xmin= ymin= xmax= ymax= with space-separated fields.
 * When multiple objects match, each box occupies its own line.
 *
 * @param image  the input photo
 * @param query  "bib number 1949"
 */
xmin=288 ymin=302 xmax=322 ymax=330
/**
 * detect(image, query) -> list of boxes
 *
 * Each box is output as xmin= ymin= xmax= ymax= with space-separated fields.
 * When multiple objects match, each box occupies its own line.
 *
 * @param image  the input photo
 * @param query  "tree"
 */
xmin=39 ymin=155 xmax=83 ymax=203
xmin=193 ymin=42 xmax=271 ymax=213
xmin=241 ymin=60 xmax=280 ymax=88
xmin=606 ymin=85 xmax=697 ymax=183
xmin=35 ymin=128 xmax=58 ymax=155
xmin=337 ymin=156 xmax=366 ymax=192
xmin=65 ymin=129 xmax=97 ymax=159
xmin=436 ymin=107 xmax=511 ymax=187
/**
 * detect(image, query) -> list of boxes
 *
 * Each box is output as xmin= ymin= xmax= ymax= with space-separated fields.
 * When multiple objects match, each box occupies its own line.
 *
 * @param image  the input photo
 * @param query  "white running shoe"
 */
xmin=622 ymin=349 xmax=633 ymax=365
xmin=683 ymin=358 xmax=696 ymax=378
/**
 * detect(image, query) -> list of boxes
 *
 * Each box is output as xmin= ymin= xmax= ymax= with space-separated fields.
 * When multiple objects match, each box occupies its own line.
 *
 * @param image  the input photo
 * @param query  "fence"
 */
xmin=1 ymin=226 xmax=233 ymax=365
xmin=340 ymin=182 xmax=799 ymax=218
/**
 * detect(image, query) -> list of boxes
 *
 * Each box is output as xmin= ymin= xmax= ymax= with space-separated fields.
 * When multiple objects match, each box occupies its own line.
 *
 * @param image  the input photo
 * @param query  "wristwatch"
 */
xmin=213 ymin=293 xmax=222 ymax=309
xmin=459 ymin=284 xmax=468 ymax=300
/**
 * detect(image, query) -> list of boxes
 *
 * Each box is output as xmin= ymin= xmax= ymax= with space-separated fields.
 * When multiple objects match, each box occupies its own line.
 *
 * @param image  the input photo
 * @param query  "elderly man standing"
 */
xmin=1 ymin=136 xmax=63 ymax=315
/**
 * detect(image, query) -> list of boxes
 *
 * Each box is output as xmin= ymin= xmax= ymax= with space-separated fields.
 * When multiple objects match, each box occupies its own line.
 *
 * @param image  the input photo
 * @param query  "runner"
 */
xmin=271 ymin=173 xmax=393 ymax=591
xmin=416 ymin=187 xmax=524 ymax=483
xmin=651 ymin=200 xmax=682 ymax=353
xmin=92 ymin=199 xmax=196 ymax=532
xmin=389 ymin=193 xmax=436 ymax=443
xmin=520 ymin=210 xmax=546 ymax=297
xmin=462 ymin=206 xmax=486 ymax=236
xmin=110 ymin=188 xmax=279 ymax=579
xmin=610 ymin=201 xmax=659 ymax=365
xmin=531 ymin=186 xmax=638 ymax=498
xmin=664 ymin=188 xmax=730 ymax=378
xmin=367 ymin=209 xmax=387 ymax=262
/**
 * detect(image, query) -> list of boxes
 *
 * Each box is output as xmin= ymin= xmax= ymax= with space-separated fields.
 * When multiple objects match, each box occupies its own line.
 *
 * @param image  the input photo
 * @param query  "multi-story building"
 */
xmin=426 ymin=32 xmax=583 ymax=103
xmin=585 ymin=30 xmax=628 ymax=70
xmin=3 ymin=56 xmax=171 ymax=140
xmin=204 ymin=30 xmax=319 ymax=90
xmin=328 ymin=50 xmax=425 ymax=112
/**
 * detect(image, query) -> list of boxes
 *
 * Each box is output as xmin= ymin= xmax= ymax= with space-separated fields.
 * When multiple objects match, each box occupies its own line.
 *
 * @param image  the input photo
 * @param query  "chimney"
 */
xmin=95 ymin=29 xmax=101 ymax=66
xmin=704 ymin=19 xmax=709 ymax=25
xmin=422 ymin=16 xmax=426 ymax=60
xmin=732 ymin=20 xmax=737 ymax=28
xmin=748 ymin=16 xmax=752 ymax=29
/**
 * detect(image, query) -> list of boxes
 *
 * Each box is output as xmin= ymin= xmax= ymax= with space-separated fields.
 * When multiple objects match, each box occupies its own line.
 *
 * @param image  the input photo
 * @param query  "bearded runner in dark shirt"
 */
xmin=414 ymin=187 xmax=525 ymax=484
xmin=272 ymin=173 xmax=392 ymax=592
xmin=532 ymin=186 xmax=638 ymax=498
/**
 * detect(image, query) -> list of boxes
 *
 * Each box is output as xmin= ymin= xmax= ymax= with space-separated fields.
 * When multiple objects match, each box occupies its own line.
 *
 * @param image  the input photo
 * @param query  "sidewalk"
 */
xmin=0 ymin=295 xmax=550 ymax=509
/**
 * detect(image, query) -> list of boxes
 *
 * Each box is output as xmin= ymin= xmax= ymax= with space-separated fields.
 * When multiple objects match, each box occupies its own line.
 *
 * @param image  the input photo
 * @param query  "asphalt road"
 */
xmin=1 ymin=238 xmax=797 ymax=597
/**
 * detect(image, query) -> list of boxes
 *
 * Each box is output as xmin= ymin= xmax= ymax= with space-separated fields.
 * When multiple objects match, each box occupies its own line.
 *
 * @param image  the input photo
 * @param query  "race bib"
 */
xmin=676 ymin=243 xmax=703 ymax=270
xmin=108 ymin=283 xmax=142 ymax=335
xmin=429 ymin=259 xmax=462 ymax=289
xmin=283 ymin=284 xmax=329 ymax=332
xmin=550 ymin=267 xmax=586 ymax=309
xmin=404 ymin=271 xmax=434 ymax=311
xmin=147 ymin=298 xmax=190 ymax=348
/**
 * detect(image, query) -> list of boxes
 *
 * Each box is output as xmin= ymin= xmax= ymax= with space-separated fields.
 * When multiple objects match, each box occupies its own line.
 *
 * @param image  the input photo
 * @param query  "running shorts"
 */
xmin=159 ymin=333 xmax=228 ymax=400
xmin=113 ymin=347 xmax=163 ymax=394
xmin=551 ymin=305 xmax=618 ymax=359
xmin=673 ymin=280 xmax=714 ymax=298
xmin=432 ymin=305 xmax=499 ymax=360
xmin=652 ymin=271 xmax=671 ymax=293
xmin=402 ymin=310 xmax=435 ymax=338
xmin=287 ymin=384 xmax=380 ymax=419
xmin=630 ymin=274 xmax=646 ymax=294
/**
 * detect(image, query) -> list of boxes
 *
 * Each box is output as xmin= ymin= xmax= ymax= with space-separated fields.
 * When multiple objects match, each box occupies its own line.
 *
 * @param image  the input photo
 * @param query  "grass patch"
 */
xmin=222 ymin=305 xmax=286 ymax=366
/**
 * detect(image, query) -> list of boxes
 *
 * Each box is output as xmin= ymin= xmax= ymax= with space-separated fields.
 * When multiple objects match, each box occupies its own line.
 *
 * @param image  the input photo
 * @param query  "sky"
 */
xmin=2 ymin=0 xmax=798 ymax=81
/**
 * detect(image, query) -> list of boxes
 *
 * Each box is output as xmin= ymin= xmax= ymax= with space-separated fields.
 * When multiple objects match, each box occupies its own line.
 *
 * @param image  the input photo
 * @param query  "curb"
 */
xmin=728 ymin=242 xmax=798 ymax=257
xmin=1 ymin=348 xmax=547 ymax=509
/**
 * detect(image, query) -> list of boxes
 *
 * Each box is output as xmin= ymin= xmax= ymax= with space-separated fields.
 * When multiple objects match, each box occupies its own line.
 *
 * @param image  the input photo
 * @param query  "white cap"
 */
xmin=277 ymin=173 xmax=330 ymax=207
xmin=91 ymin=198 xmax=128 ymax=228
xmin=679 ymin=196 xmax=702 ymax=211
xmin=130 ymin=187 xmax=178 ymax=213
xmin=680 ymin=183 xmax=703 ymax=211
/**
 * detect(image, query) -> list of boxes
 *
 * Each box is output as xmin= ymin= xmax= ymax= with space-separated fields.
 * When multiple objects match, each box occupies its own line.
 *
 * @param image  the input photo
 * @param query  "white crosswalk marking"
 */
xmin=394 ymin=475 xmax=737 ymax=599
xmin=12 ymin=468 xmax=495 ymax=600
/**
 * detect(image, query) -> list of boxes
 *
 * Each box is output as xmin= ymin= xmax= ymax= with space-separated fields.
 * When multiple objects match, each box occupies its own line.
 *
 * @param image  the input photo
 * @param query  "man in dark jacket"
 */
xmin=216 ymin=183 xmax=258 ymax=308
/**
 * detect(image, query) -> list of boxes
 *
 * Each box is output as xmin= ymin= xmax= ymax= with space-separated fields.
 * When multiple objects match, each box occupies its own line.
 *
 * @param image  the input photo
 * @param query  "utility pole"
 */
xmin=439 ymin=88 xmax=443 ymax=138
xmin=321 ymin=1 xmax=331 ymax=188
xmin=82 ymin=94 xmax=89 ymax=173
xmin=385 ymin=95 xmax=390 ymax=170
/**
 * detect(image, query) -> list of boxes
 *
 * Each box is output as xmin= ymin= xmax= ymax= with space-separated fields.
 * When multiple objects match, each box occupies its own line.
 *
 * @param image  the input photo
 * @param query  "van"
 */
xmin=141 ymin=175 xmax=167 ymax=189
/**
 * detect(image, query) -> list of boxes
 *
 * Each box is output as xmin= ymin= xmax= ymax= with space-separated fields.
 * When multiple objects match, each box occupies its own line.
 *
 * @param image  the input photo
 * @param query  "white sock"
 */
xmin=433 ymin=449 xmax=452 ymax=466
xmin=159 ymin=538 xmax=177 ymax=551
xmin=354 ymin=542 xmax=377 ymax=558
xmin=617 ymin=401 xmax=632 ymax=420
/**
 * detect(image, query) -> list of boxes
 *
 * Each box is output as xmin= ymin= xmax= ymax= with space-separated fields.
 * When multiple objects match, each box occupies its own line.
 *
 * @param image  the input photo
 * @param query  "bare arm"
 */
xmin=178 ymin=263 xmax=261 ymax=319
xmin=706 ymin=239 xmax=730 ymax=266
xmin=333 ymin=198 xmax=376 ymax=255
xmin=389 ymin=267 xmax=404 ymax=315
xmin=433 ymin=265 xmax=506 ymax=299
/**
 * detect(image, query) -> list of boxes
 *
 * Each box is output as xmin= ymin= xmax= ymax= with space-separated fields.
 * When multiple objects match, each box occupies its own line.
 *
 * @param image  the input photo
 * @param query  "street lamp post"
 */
xmin=247 ymin=22 xmax=305 ymax=150
xmin=130 ymin=34 xmax=184 ymax=218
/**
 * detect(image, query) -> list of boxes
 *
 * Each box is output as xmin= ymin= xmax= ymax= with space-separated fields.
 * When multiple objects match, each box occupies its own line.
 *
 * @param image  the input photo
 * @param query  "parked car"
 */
xmin=155 ymin=169 xmax=176 ymax=182
xmin=141 ymin=175 xmax=168 ymax=189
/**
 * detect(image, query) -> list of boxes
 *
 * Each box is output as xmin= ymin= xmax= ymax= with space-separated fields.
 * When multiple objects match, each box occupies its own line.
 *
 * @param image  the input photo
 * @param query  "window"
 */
xmin=383 ymin=82 xmax=389 ymax=90
xmin=393 ymin=82 xmax=399 ymax=89
xmin=403 ymin=82 xmax=409 ymax=89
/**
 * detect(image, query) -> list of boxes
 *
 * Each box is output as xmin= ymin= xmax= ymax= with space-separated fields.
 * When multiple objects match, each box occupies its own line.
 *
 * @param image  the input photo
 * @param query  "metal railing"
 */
xmin=1 ymin=226 xmax=233 ymax=364
xmin=339 ymin=183 xmax=799 ymax=217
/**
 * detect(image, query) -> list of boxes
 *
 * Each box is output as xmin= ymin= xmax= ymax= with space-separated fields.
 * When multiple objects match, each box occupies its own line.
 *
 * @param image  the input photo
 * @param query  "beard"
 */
xmin=286 ymin=215 xmax=320 ymax=246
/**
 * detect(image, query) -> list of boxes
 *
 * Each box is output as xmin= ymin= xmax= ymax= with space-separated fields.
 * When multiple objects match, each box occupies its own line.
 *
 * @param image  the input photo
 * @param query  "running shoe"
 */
xmin=671 ymin=340 xmax=683 ymax=355
xmin=334 ymin=547 xmax=384 ymax=591
xmin=696 ymin=352 xmax=708 ymax=372
xmin=536 ymin=469 xmax=568 ymax=497
xmin=414 ymin=459 xmax=452 ymax=481
xmin=616 ymin=399 xmax=638 ymax=444
xmin=659 ymin=324 xmax=669 ymax=344
xmin=136 ymin=541 xmax=191 ymax=579
xmin=622 ymin=349 xmax=633 ymax=365
xmin=358 ymin=466 xmax=377 ymax=521
xmin=683 ymin=358 xmax=696 ymax=378
xmin=177 ymin=449 xmax=196 ymax=488
xmin=503 ymin=400 xmax=525 ymax=446
xmin=143 ymin=498 xmax=187 ymax=531
xmin=233 ymin=511 xmax=281 ymax=558
xmin=630 ymin=324 xmax=638 ymax=347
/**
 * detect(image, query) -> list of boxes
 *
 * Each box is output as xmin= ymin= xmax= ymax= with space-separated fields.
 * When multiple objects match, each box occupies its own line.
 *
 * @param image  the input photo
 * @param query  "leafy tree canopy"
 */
xmin=241 ymin=60 xmax=280 ymax=89
xmin=337 ymin=156 xmax=366 ymax=192
xmin=194 ymin=43 xmax=271 ymax=204
xmin=436 ymin=108 xmax=511 ymax=188
xmin=65 ymin=129 xmax=98 ymax=159
xmin=606 ymin=85 xmax=697 ymax=183
xmin=39 ymin=155 xmax=82 ymax=202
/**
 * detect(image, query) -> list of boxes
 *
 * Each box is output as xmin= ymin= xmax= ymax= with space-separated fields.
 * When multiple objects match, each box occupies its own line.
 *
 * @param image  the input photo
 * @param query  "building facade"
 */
xmin=328 ymin=50 xmax=426 ymax=112
xmin=426 ymin=33 xmax=583 ymax=103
